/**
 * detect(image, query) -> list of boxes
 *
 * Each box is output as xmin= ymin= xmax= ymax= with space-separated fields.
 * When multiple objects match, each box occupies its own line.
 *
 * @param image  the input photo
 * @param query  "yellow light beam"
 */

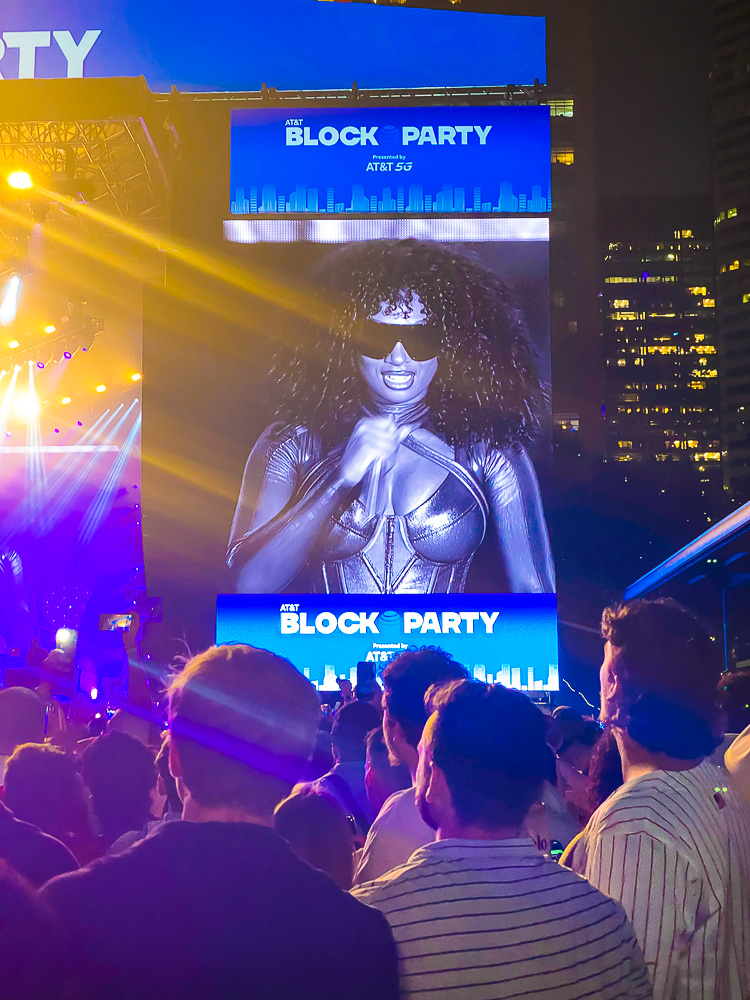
xmin=0 ymin=203 xmax=326 ymax=358
xmin=34 ymin=185 xmax=332 ymax=327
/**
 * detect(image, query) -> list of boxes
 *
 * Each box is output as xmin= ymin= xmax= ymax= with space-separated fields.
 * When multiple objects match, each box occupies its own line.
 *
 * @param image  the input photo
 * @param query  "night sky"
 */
xmin=593 ymin=0 xmax=712 ymax=199
xmin=361 ymin=0 xmax=714 ymax=201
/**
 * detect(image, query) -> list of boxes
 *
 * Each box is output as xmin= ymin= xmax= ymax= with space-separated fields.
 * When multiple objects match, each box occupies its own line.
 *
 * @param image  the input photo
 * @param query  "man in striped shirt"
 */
xmin=571 ymin=599 xmax=750 ymax=1000
xmin=353 ymin=680 xmax=651 ymax=1000
xmin=354 ymin=648 xmax=469 ymax=885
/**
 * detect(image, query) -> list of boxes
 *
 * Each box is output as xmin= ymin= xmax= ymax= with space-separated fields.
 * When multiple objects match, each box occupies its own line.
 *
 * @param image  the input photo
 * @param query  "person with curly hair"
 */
xmin=228 ymin=239 xmax=554 ymax=594
xmin=570 ymin=598 xmax=750 ymax=1000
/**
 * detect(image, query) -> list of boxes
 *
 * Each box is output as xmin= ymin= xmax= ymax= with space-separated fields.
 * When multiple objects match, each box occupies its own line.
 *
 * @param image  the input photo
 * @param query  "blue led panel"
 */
xmin=0 ymin=2 xmax=545 ymax=90
xmin=230 ymin=106 xmax=551 ymax=216
xmin=217 ymin=594 xmax=559 ymax=692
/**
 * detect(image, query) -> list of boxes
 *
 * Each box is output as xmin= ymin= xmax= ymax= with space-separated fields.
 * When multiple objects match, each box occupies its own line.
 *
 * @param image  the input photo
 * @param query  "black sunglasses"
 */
xmin=353 ymin=318 xmax=442 ymax=362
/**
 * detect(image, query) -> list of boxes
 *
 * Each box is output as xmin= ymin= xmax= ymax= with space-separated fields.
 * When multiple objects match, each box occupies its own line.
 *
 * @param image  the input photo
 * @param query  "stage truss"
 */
xmin=0 ymin=117 xmax=169 ymax=253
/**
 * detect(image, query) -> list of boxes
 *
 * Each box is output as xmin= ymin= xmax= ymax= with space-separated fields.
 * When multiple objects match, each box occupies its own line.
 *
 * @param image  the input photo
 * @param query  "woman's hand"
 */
xmin=339 ymin=416 xmax=401 ymax=487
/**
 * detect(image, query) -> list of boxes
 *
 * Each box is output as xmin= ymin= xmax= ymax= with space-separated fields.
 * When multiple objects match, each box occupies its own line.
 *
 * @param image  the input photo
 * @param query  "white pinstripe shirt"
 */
xmin=353 ymin=838 xmax=652 ymax=1000
xmin=571 ymin=759 xmax=750 ymax=1000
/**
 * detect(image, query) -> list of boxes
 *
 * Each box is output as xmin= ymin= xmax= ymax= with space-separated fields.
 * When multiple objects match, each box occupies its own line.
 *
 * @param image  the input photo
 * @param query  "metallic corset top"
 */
xmin=301 ymin=437 xmax=489 ymax=594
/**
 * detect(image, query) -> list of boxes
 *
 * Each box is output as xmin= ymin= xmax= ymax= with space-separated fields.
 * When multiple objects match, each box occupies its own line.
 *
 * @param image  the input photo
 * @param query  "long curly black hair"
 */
xmin=269 ymin=239 xmax=546 ymax=449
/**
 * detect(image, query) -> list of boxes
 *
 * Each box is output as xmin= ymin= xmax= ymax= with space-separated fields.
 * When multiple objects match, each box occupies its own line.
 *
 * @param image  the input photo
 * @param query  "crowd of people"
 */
xmin=1 ymin=598 xmax=750 ymax=999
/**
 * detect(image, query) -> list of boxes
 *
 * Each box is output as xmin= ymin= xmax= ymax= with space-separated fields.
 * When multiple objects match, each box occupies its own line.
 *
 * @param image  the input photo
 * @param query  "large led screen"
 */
xmin=0 ymin=2 xmax=545 ymax=90
xmin=217 ymin=214 xmax=556 ymax=687
xmin=230 ymin=106 xmax=551 ymax=217
xmin=217 ymin=594 xmax=558 ymax=692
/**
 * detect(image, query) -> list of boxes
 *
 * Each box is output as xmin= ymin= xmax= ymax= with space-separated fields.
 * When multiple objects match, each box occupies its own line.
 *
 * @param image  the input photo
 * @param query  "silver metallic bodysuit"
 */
xmin=228 ymin=410 xmax=555 ymax=595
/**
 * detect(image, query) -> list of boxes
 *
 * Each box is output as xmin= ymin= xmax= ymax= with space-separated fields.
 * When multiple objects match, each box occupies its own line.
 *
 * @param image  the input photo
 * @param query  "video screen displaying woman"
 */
xmin=228 ymin=238 xmax=554 ymax=595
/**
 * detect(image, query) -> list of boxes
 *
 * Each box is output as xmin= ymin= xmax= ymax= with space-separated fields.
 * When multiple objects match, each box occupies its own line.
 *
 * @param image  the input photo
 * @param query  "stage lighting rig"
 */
xmin=0 ymin=299 xmax=104 ymax=370
xmin=2 ymin=171 xmax=50 ymax=224
xmin=6 ymin=158 xmax=95 ymax=205
xmin=7 ymin=171 xmax=32 ymax=191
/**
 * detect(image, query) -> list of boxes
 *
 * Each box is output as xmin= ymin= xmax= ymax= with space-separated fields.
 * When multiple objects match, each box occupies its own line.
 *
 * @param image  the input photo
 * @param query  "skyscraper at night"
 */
xmin=710 ymin=0 xmax=750 ymax=497
xmin=601 ymin=214 xmax=720 ymax=486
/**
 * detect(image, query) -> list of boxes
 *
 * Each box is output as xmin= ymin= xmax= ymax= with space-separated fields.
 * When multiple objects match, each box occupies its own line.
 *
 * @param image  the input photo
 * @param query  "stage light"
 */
xmin=90 ymin=687 xmax=99 ymax=701
xmin=61 ymin=396 xmax=72 ymax=405
xmin=12 ymin=390 xmax=41 ymax=420
xmin=96 ymin=384 xmax=107 ymax=393
xmin=44 ymin=324 xmax=56 ymax=334
xmin=63 ymin=351 xmax=72 ymax=359
xmin=0 ymin=276 xmax=21 ymax=327
xmin=7 ymin=170 xmax=32 ymax=190
xmin=8 ymin=340 xmax=19 ymax=349
xmin=131 ymin=372 xmax=142 ymax=382
xmin=36 ymin=362 xmax=45 ymax=369
xmin=55 ymin=627 xmax=77 ymax=649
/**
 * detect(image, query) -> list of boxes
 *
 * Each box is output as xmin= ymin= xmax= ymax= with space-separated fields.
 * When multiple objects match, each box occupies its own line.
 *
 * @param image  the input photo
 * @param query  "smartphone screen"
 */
xmin=99 ymin=613 xmax=134 ymax=631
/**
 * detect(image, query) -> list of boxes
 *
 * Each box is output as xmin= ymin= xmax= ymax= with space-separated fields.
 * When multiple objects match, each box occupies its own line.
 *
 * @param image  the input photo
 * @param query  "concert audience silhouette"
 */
xmin=0 ymin=602 xmax=747 ymax=999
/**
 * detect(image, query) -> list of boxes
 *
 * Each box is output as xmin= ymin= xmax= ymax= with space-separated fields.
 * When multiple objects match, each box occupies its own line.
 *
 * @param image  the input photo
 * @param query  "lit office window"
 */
xmin=551 ymin=148 xmax=574 ymax=165
xmin=548 ymin=100 xmax=574 ymax=117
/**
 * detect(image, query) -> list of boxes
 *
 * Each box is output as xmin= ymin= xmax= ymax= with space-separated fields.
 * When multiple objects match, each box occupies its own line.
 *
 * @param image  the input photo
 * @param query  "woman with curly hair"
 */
xmin=228 ymin=239 xmax=554 ymax=594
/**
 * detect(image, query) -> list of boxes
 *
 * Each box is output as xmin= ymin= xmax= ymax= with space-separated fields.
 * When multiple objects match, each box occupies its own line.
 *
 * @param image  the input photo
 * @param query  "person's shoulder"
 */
xmin=281 ymin=846 xmax=392 ymax=935
xmin=377 ymin=786 xmax=415 ymax=820
xmin=257 ymin=421 xmax=303 ymax=447
xmin=467 ymin=441 xmax=537 ymax=491
xmin=726 ymin=725 xmax=750 ymax=801
xmin=34 ymin=824 xmax=80 ymax=870
xmin=352 ymin=849 xmax=432 ymax=908
xmin=589 ymin=763 xmax=722 ymax=844
xmin=1 ymin=812 xmax=79 ymax=882
xmin=535 ymin=852 xmax=640 ymax=932
xmin=42 ymin=828 xmax=158 ymax=910
xmin=468 ymin=440 xmax=528 ymax=466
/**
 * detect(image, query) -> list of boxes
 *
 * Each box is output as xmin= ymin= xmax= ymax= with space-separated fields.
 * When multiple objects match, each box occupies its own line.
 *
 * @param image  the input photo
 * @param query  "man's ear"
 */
xmin=602 ymin=658 xmax=620 ymax=706
xmin=384 ymin=713 xmax=409 ymax=763
xmin=168 ymin=734 xmax=183 ymax=780
xmin=600 ymin=644 xmax=623 ymax=724
xmin=426 ymin=759 xmax=452 ymax=813
xmin=391 ymin=718 xmax=408 ymax=748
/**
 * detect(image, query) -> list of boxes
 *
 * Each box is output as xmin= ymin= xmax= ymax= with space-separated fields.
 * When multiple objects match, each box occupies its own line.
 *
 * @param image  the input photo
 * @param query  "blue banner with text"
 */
xmin=230 ymin=106 xmax=551 ymax=216
xmin=216 ymin=593 xmax=558 ymax=692
xmin=0 ymin=2 xmax=545 ymax=91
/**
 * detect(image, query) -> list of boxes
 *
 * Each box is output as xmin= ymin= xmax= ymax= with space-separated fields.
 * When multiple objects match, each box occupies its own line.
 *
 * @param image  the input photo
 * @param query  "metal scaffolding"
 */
xmin=0 ymin=116 xmax=169 ymax=251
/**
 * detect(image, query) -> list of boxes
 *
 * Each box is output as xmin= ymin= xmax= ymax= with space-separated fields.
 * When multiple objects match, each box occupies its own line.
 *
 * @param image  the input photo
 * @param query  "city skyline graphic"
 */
xmin=231 ymin=180 xmax=552 ymax=216
xmin=216 ymin=595 xmax=559 ymax=694
xmin=309 ymin=660 xmax=559 ymax=692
